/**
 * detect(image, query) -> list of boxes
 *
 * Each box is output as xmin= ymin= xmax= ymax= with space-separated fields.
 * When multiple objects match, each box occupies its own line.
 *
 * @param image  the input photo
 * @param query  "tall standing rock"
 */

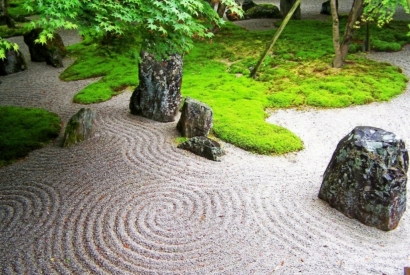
xmin=319 ymin=126 xmax=408 ymax=231
xmin=23 ymin=28 xmax=66 ymax=68
xmin=130 ymin=51 xmax=183 ymax=122
xmin=0 ymin=49 xmax=27 ymax=76
xmin=177 ymin=97 xmax=213 ymax=138
xmin=62 ymin=108 xmax=96 ymax=147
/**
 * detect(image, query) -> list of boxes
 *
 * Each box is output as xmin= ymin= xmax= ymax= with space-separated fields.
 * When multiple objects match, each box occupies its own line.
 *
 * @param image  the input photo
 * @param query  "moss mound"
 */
xmin=0 ymin=106 xmax=61 ymax=167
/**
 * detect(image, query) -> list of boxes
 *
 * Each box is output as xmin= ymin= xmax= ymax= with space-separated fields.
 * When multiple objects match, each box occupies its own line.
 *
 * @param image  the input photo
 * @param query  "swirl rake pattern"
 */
xmin=0 ymin=183 xmax=60 ymax=253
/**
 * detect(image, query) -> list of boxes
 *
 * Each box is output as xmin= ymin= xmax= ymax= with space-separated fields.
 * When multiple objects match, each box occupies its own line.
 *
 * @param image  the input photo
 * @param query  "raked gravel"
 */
xmin=0 ymin=3 xmax=410 ymax=274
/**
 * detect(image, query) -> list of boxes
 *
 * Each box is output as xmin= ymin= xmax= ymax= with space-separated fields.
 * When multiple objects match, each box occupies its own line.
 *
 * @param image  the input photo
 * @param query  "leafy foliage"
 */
xmin=363 ymin=0 xmax=410 ymax=27
xmin=0 ymin=37 xmax=18 ymax=59
xmin=24 ymin=0 xmax=242 ymax=57
xmin=0 ymin=106 xmax=61 ymax=167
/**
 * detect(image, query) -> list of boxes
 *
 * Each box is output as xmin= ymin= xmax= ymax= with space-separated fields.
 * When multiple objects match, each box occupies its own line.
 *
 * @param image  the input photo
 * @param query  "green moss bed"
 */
xmin=0 ymin=106 xmax=61 ymax=167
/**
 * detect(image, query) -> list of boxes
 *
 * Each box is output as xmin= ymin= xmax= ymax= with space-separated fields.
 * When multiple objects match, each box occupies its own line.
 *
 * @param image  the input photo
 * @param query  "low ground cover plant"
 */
xmin=0 ymin=106 xmax=61 ymax=167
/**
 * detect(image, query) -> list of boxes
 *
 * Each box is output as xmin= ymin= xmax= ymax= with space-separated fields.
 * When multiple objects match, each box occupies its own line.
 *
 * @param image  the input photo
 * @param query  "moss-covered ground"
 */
xmin=184 ymin=20 xmax=408 ymax=154
xmin=60 ymin=36 xmax=140 ymax=104
xmin=0 ymin=106 xmax=61 ymax=167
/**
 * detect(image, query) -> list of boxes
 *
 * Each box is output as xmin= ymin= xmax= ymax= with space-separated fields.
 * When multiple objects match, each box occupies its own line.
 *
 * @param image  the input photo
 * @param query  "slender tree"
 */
xmin=250 ymin=0 xmax=301 ymax=78
xmin=0 ymin=0 xmax=15 ymax=28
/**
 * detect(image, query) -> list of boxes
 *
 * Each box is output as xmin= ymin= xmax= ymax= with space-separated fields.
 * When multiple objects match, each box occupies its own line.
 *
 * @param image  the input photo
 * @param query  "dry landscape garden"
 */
xmin=1 ymin=0 xmax=410 ymax=274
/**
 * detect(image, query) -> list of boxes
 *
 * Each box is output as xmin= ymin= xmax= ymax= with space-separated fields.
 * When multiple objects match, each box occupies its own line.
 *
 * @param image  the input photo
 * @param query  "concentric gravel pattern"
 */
xmin=1 ymin=8 xmax=410 ymax=274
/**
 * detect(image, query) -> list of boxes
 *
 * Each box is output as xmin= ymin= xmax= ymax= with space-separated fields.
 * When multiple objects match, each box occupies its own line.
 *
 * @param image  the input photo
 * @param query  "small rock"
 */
xmin=176 ymin=97 xmax=213 ymax=138
xmin=178 ymin=136 xmax=225 ymax=161
xmin=0 ymin=49 xmax=27 ymax=76
xmin=62 ymin=108 xmax=96 ymax=147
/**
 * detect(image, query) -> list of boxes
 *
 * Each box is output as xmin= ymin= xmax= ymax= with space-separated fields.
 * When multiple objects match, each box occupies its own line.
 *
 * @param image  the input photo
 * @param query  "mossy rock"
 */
xmin=62 ymin=108 xmax=96 ymax=147
xmin=245 ymin=4 xmax=281 ymax=19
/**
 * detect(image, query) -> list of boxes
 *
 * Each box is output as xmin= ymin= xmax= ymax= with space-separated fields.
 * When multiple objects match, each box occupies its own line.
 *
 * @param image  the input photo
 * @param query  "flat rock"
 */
xmin=178 ymin=136 xmax=225 ymax=161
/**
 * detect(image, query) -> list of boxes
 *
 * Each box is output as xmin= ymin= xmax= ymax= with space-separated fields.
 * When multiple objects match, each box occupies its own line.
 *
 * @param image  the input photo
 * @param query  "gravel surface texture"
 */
xmin=0 ymin=3 xmax=410 ymax=274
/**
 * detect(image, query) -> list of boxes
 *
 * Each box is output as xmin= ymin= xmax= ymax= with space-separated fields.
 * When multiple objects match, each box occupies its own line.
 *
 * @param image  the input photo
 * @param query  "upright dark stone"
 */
xmin=130 ymin=51 xmax=183 ymax=122
xmin=62 ymin=108 xmax=96 ymax=147
xmin=241 ymin=0 xmax=257 ymax=12
xmin=280 ymin=0 xmax=301 ymax=20
xmin=178 ymin=136 xmax=225 ymax=161
xmin=0 ymin=49 xmax=27 ymax=76
xmin=177 ymin=97 xmax=213 ymax=138
xmin=23 ymin=28 xmax=66 ymax=68
xmin=319 ymin=126 xmax=408 ymax=231
xmin=320 ymin=0 xmax=338 ymax=15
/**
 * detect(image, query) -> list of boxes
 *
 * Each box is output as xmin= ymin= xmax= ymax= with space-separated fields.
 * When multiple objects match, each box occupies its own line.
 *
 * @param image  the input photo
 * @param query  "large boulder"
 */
xmin=23 ymin=28 xmax=66 ymax=68
xmin=245 ymin=4 xmax=281 ymax=19
xmin=319 ymin=126 xmax=408 ymax=231
xmin=0 ymin=49 xmax=27 ymax=76
xmin=130 ymin=51 xmax=183 ymax=122
xmin=62 ymin=108 xmax=96 ymax=147
xmin=178 ymin=136 xmax=225 ymax=161
xmin=177 ymin=97 xmax=213 ymax=138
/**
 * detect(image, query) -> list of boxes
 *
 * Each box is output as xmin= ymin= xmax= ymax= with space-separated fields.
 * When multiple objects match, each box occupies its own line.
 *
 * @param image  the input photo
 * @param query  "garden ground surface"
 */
xmin=1 ymin=2 xmax=410 ymax=274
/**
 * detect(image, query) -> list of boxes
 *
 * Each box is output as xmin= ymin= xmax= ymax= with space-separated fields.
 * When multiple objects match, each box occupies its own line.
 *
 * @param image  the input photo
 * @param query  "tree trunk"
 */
xmin=280 ymin=0 xmax=301 ymax=20
xmin=129 ymin=51 xmax=183 ymax=122
xmin=331 ymin=0 xmax=343 ymax=68
xmin=332 ymin=0 xmax=364 ymax=68
xmin=0 ymin=0 xmax=15 ymax=28
xmin=250 ymin=0 xmax=301 ymax=78
xmin=207 ymin=0 xmax=227 ymax=32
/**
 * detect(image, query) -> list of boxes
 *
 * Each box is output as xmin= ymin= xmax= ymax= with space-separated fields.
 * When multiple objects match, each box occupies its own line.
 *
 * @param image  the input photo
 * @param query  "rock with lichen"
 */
xmin=178 ymin=136 xmax=225 ymax=161
xmin=177 ymin=97 xmax=213 ymax=138
xmin=319 ymin=126 xmax=408 ymax=231
xmin=130 ymin=51 xmax=183 ymax=122
xmin=62 ymin=108 xmax=96 ymax=147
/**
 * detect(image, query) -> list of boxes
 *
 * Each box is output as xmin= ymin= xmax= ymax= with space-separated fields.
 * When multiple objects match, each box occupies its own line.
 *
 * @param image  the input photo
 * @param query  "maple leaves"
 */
xmin=24 ymin=0 xmax=242 ymax=57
